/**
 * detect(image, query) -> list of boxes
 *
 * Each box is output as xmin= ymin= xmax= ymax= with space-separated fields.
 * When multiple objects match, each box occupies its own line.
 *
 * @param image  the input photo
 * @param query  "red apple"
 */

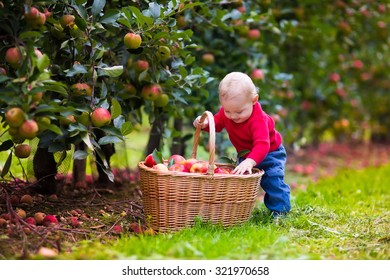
xmin=14 ymin=144 xmax=32 ymax=158
xmin=124 ymin=32 xmax=142 ymax=49
xmin=214 ymin=167 xmax=232 ymax=174
xmin=190 ymin=162 xmax=208 ymax=173
xmin=152 ymin=163 xmax=169 ymax=172
xmin=25 ymin=7 xmax=46 ymax=29
xmin=250 ymin=68 xmax=265 ymax=81
xmin=168 ymin=163 xmax=188 ymax=172
xmin=18 ymin=120 xmax=39 ymax=139
xmin=141 ymin=84 xmax=161 ymax=101
xmin=329 ymin=73 xmax=340 ymax=83
xmin=91 ymin=108 xmax=111 ymax=127
xmin=5 ymin=107 xmax=25 ymax=128
xmin=0 ymin=67 xmax=7 ymax=75
xmin=134 ymin=60 xmax=149 ymax=72
xmin=183 ymin=158 xmax=198 ymax=171
xmin=168 ymin=154 xmax=186 ymax=164
xmin=144 ymin=154 xmax=157 ymax=167
xmin=247 ymin=29 xmax=261 ymax=40
xmin=5 ymin=47 xmax=23 ymax=68
xmin=352 ymin=60 xmax=364 ymax=70
xmin=42 ymin=215 xmax=58 ymax=227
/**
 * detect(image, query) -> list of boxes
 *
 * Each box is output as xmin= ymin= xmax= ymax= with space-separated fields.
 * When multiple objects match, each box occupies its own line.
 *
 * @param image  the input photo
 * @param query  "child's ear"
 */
xmin=252 ymin=95 xmax=259 ymax=104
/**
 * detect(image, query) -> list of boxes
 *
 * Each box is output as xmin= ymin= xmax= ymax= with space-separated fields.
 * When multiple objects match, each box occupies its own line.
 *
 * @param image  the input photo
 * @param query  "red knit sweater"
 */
xmin=208 ymin=102 xmax=282 ymax=164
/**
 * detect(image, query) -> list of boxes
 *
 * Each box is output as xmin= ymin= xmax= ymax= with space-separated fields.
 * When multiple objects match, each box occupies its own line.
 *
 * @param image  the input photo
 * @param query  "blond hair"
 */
xmin=218 ymin=72 xmax=258 ymax=102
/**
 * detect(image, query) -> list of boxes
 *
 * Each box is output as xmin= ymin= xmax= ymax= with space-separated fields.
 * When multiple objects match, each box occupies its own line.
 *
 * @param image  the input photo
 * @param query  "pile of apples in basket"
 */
xmin=143 ymin=150 xmax=233 ymax=175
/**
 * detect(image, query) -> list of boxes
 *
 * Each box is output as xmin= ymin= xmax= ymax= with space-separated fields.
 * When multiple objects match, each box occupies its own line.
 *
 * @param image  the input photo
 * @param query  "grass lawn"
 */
xmin=56 ymin=163 xmax=390 ymax=260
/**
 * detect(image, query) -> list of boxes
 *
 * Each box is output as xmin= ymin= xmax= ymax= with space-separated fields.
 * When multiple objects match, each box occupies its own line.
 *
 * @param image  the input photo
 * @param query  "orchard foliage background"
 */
xmin=0 ymin=0 xmax=389 ymax=189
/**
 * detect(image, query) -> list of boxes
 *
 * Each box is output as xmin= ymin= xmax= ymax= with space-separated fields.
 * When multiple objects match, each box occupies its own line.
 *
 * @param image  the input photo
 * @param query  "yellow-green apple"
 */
xmin=168 ymin=163 xmax=188 ymax=172
xmin=183 ymin=158 xmax=198 ymax=171
xmin=124 ymin=32 xmax=142 ymax=49
xmin=71 ymin=83 xmax=92 ymax=96
xmin=168 ymin=154 xmax=186 ymax=164
xmin=154 ymin=93 xmax=169 ymax=107
xmin=18 ymin=120 xmax=39 ymax=139
xmin=156 ymin=45 xmax=171 ymax=61
xmin=60 ymin=15 xmax=75 ymax=28
xmin=134 ymin=60 xmax=149 ymax=72
xmin=5 ymin=47 xmax=23 ymax=68
xmin=152 ymin=163 xmax=169 ymax=172
xmin=5 ymin=107 xmax=25 ymax=128
xmin=34 ymin=212 xmax=46 ymax=225
xmin=14 ymin=144 xmax=32 ymax=158
xmin=190 ymin=162 xmax=208 ymax=173
xmin=250 ymin=68 xmax=265 ymax=81
xmin=144 ymin=153 xmax=157 ymax=167
xmin=36 ymin=116 xmax=51 ymax=132
xmin=141 ymin=84 xmax=161 ymax=101
xmin=91 ymin=108 xmax=111 ymax=127
xmin=202 ymin=53 xmax=215 ymax=65
xmin=247 ymin=29 xmax=261 ymax=40
xmin=59 ymin=115 xmax=76 ymax=126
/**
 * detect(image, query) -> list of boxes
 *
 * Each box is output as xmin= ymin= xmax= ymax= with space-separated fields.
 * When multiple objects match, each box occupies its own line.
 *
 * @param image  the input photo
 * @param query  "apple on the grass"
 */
xmin=152 ymin=163 xmax=169 ymax=172
xmin=189 ymin=162 xmax=208 ymax=173
xmin=168 ymin=163 xmax=188 ymax=172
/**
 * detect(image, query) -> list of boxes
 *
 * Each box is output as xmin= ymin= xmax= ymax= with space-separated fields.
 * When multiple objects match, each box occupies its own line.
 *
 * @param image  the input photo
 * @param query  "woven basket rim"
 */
xmin=138 ymin=161 xmax=264 ymax=179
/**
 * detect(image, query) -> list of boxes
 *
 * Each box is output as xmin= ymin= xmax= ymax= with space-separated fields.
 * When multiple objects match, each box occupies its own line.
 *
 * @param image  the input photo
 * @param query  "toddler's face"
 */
xmin=221 ymin=94 xmax=256 ymax=123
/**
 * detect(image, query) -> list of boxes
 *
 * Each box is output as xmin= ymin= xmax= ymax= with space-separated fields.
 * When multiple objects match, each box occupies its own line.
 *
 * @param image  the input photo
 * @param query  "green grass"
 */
xmin=58 ymin=163 xmax=390 ymax=260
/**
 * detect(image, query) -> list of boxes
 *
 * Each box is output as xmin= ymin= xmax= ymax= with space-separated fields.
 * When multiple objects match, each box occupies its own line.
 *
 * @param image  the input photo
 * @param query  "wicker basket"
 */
xmin=138 ymin=111 xmax=264 ymax=232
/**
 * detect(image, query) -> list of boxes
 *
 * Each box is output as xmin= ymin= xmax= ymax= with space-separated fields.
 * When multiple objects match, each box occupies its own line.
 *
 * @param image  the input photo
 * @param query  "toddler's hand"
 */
xmin=193 ymin=116 xmax=209 ymax=129
xmin=233 ymin=158 xmax=256 ymax=175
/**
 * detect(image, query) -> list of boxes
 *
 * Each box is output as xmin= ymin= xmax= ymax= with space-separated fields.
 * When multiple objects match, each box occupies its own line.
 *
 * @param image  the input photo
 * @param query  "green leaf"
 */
xmin=152 ymin=148 xmax=163 ymax=164
xmin=47 ymin=124 xmax=63 ymax=135
xmin=92 ymin=0 xmax=106 ymax=17
xmin=218 ymin=156 xmax=235 ymax=164
xmin=98 ymin=65 xmax=123 ymax=77
xmin=37 ymin=54 xmax=51 ymax=72
xmin=75 ymin=16 xmax=87 ymax=31
xmin=1 ymin=153 xmax=12 ymax=178
xmin=98 ymin=135 xmax=123 ymax=145
xmin=66 ymin=64 xmax=88 ymax=77
xmin=43 ymin=83 xmax=68 ymax=96
xmin=73 ymin=150 xmax=89 ymax=160
xmin=0 ymin=140 xmax=14 ymax=152
xmin=56 ymin=151 xmax=68 ymax=168
xmin=110 ymin=98 xmax=122 ymax=119
xmin=148 ymin=3 xmax=161 ymax=18
xmin=81 ymin=132 xmax=94 ymax=150
xmin=120 ymin=122 xmax=133 ymax=136
xmin=100 ymin=9 xmax=121 ymax=24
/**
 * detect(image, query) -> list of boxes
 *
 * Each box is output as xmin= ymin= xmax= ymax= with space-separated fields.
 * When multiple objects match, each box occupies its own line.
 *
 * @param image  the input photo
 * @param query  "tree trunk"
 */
xmin=72 ymin=142 xmax=87 ymax=189
xmin=33 ymin=147 xmax=57 ymax=195
xmin=170 ymin=118 xmax=186 ymax=156
xmin=145 ymin=115 xmax=164 ymax=156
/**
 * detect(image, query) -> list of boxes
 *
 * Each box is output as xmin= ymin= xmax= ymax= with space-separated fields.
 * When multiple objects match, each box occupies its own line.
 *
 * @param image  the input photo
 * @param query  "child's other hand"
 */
xmin=193 ymin=116 xmax=209 ymax=129
xmin=233 ymin=158 xmax=256 ymax=175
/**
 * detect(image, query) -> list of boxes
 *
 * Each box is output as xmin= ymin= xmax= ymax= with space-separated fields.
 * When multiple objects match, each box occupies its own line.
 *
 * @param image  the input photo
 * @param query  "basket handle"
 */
xmin=191 ymin=111 xmax=216 ymax=175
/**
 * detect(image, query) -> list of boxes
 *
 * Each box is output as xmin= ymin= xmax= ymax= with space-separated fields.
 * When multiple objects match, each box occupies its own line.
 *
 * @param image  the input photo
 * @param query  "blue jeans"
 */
xmin=240 ymin=144 xmax=291 ymax=213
